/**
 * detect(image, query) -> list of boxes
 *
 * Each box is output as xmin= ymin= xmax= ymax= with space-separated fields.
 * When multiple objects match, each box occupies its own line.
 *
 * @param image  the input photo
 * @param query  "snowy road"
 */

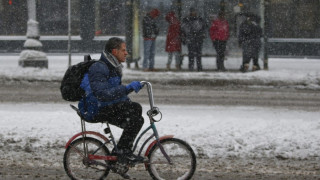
xmin=1 ymin=80 xmax=320 ymax=111
xmin=1 ymin=82 xmax=320 ymax=179
xmin=1 ymin=102 xmax=320 ymax=179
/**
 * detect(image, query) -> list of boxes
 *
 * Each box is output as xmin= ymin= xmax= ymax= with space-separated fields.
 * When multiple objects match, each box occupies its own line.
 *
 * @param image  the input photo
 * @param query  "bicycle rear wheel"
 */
xmin=63 ymin=137 xmax=110 ymax=180
xmin=146 ymin=138 xmax=196 ymax=180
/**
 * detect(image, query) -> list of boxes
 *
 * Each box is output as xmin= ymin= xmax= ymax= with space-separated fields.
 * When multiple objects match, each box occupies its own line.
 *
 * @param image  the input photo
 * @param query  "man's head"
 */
xmin=105 ymin=37 xmax=128 ymax=63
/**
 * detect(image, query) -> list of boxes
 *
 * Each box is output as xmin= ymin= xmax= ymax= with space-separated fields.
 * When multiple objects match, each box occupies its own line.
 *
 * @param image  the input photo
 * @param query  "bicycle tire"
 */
xmin=146 ymin=138 xmax=197 ymax=180
xmin=63 ymin=137 xmax=110 ymax=180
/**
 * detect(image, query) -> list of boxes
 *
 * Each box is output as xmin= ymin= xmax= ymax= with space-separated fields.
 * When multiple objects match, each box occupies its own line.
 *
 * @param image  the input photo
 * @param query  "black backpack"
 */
xmin=60 ymin=55 xmax=97 ymax=101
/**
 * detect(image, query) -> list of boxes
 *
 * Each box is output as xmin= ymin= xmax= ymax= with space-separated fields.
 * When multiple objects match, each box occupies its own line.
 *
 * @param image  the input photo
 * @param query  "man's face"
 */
xmin=112 ymin=43 xmax=128 ymax=63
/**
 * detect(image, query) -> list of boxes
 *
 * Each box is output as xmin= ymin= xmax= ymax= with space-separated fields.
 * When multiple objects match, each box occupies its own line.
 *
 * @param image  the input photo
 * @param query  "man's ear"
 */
xmin=111 ymin=49 xmax=117 ymax=56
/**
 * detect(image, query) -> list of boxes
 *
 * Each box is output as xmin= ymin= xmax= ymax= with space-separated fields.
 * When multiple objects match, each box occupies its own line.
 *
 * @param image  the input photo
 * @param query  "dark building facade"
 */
xmin=0 ymin=0 xmax=319 ymax=56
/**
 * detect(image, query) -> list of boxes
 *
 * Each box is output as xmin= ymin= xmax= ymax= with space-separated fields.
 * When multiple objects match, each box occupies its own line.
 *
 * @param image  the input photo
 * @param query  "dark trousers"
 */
xmin=243 ymin=56 xmax=259 ymax=66
xmin=213 ymin=40 xmax=227 ymax=70
xmin=242 ymin=41 xmax=261 ymax=67
xmin=243 ymin=51 xmax=259 ymax=66
xmin=187 ymin=42 xmax=203 ymax=71
xmin=93 ymin=101 xmax=144 ymax=150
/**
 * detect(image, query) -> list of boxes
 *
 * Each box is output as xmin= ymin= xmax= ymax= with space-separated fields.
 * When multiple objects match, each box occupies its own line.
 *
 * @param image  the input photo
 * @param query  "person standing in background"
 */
xmin=238 ymin=14 xmax=262 ymax=72
xmin=181 ymin=8 xmax=206 ymax=71
xmin=210 ymin=11 xmax=229 ymax=71
xmin=142 ymin=8 xmax=160 ymax=72
xmin=165 ymin=11 xmax=182 ymax=70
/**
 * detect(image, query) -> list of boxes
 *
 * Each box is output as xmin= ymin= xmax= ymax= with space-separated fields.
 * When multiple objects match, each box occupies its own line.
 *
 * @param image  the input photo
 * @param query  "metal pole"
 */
xmin=177 ymin=0 xmax=182 ymax=20
xmin=260 ymin=0 xmax=268 ymax=70
xmin=68 ymin=0 xmax=72 ymax=67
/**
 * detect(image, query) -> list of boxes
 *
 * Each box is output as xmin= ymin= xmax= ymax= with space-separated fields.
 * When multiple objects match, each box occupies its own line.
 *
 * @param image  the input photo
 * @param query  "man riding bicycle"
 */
xmin=78 ymin=37 xmax=144 ymax=178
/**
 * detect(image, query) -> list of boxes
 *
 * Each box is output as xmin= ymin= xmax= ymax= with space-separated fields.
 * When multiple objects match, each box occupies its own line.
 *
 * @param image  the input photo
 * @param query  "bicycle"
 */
xmin=63 ymin=81 xmax=197 ymax=180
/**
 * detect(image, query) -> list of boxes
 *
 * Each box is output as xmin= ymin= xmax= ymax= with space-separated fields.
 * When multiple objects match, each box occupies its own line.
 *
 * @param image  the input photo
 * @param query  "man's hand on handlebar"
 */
xmin=126 ymin=81 xmax=143 ymax=93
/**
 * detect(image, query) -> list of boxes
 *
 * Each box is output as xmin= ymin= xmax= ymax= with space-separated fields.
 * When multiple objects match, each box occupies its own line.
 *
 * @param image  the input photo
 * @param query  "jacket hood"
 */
xmin=165 ymin=11 xmax=178 ymax=24
xmin=149 ymin=8 xmax=160 ymax=18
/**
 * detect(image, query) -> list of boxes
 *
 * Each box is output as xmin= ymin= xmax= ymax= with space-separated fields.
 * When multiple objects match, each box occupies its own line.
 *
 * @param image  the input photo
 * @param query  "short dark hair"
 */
xmin=104 ymin=37 xmax=125 ymax=53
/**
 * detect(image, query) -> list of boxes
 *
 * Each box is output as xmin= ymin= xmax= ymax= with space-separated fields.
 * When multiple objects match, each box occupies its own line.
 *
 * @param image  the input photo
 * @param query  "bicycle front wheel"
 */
xmin=63 ymin=137 xmax=110 ymax=180
xmin=146 ymin=138 xmax=196 ymax=180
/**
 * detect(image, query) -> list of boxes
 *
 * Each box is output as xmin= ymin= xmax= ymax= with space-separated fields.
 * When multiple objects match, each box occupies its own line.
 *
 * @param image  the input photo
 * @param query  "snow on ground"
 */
xmin=0 ymin=102 xmax=320 ymax=161
xmin=0 ymin=54 xmax=320 ymax=89
xmin=0 ymin=54 xmax=320 ymax=161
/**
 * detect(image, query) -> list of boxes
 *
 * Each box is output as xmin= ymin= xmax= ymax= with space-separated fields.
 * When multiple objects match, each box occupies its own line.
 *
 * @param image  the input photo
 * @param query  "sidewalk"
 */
xmin=0 ymin=54 xmax=319 ymax=89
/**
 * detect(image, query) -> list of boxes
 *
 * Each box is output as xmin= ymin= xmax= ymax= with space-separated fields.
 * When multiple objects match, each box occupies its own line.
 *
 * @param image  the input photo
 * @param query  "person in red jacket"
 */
xmin=210 ymin=11 xmax=229 ymax=71
xmin=165 ymin=11 xmax=182 ymax=70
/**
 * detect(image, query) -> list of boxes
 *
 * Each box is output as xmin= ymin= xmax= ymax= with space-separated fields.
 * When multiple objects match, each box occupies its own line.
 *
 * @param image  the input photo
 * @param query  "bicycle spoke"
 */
xmin=63 ymin=137 xmax=111 ymax=180
xmin=69 ymin=145 xmax=85 ymax=158
xmin=146 ymin=138 xmax=196 ymax=180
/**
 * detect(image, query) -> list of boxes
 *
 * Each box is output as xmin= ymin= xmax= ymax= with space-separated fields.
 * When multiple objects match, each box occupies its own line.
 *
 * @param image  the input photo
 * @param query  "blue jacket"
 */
xmin=78 ymin=52 xmax=130 ymax=121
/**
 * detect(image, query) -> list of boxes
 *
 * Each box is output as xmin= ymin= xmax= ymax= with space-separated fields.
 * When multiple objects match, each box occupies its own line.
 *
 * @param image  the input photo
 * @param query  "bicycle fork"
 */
xmin=152 ymin=124 xmax=173 ymax=165
xmin=156 ymin=141 xmax=173 ymax=165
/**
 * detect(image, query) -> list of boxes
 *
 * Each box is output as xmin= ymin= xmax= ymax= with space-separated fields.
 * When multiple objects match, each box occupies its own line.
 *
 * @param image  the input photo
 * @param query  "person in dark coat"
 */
xmin=210 ymin=11 xmax=229 ymax=71
xmin=78 ymin=37 xmax=144 ymax=178
xmin=142 ymin=8 xmax=160 ymax=71
xmin=238 ymin=14 xmax=262 ymax=72
xmin=165 ymin=11 xmax=182 ymax=70
xmin=181 ymin=8 xmax=206 ymax=71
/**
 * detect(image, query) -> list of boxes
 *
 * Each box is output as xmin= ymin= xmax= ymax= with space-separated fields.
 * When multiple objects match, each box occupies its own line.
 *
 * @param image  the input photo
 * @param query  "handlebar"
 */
xmin=140 ymin=81 xmax=162 ymax=121
xmin=140 ymin=81 xmax=154 ymax=110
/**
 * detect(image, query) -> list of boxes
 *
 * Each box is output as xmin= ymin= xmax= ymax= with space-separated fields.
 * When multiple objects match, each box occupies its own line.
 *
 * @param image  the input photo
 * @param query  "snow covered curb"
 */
xmin=0 ymin=55 xmax=319 ymax=89
xmin=124 ymin=69 xmax=320 ymax=88
xmin=1 ymin=68 xmax=319 ymax=89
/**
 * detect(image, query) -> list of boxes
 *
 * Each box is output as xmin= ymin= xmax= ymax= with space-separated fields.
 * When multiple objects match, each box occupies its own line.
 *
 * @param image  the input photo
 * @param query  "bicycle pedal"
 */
xmin=128 ymin=156 xmax=148 ymax=164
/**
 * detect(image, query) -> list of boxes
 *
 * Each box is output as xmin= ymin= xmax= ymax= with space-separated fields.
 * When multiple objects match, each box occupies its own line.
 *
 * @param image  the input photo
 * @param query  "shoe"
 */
xmin=252 ymin=65 xmax=261 ymax=71
xmin=134 ymin=63 xmax=139 ymax=69
xmin=118 ymin=171 xmax=131 ymax=179
xmin=166 ymin=64 xmax=171 ymax=70
xmin=175 ymin=65 xmax=181 ymax=70
xmin=111 ymin=162 xmax=131 ymax=179
xmin=116 ymin=148 xmax=145 ymax=163
xmin=217 ymin=69 xmax=227 ymax=72
xmin=217 ymin=67 xmax=227 ymax=72
xmin=125 ymin=153 xmax=145 ymax=163
xmin=240 ymin=64 xmax=249 ymax=73
xmin=143 ymin=68 xmax=157 ymax=72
